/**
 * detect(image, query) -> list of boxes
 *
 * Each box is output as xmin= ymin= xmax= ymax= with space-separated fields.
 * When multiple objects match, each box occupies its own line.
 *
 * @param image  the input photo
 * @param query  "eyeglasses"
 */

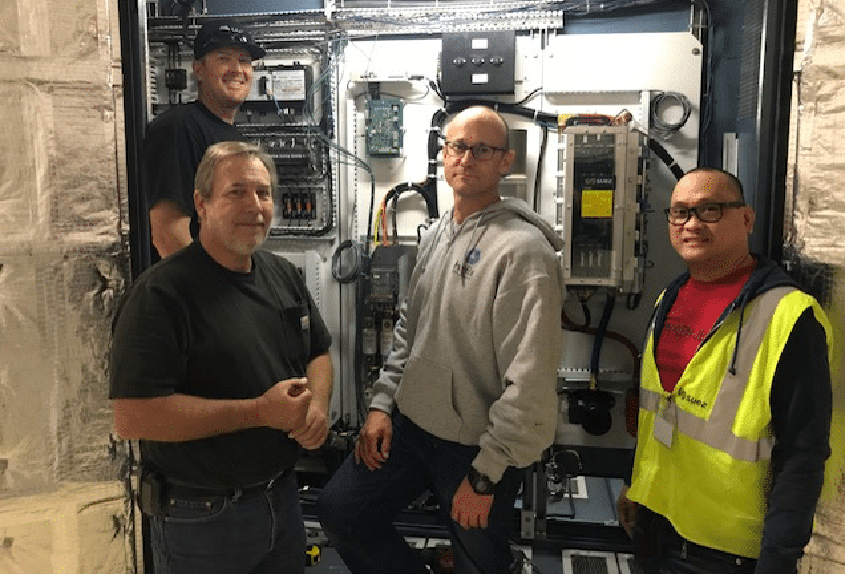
xmin=664 ymin=202 xmax=746 ymax=225
xmin=443 ymin=140 xmax=507 ymax=161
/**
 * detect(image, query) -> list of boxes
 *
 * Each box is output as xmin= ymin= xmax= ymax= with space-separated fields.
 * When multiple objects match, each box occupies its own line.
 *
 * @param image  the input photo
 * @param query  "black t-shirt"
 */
xmin=141 ymin=101 xmax=245 ymax=251
xmin=109 ymin=242 xmax=332 ymax=488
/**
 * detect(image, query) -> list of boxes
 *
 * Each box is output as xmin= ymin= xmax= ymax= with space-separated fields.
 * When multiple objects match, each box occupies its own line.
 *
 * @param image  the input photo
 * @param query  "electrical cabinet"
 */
xmin=556 ymin=126 xmax=648 ymax=294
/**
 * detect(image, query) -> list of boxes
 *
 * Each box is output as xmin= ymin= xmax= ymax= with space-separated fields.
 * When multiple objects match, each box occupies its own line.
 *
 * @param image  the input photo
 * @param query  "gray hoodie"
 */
xmin=369 ymin=198 xmax=565 ymax=482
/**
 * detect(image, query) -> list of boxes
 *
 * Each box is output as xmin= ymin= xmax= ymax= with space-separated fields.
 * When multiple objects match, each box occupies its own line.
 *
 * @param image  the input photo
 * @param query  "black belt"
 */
xmin=165 ymin=469 xmax=289 ymax=501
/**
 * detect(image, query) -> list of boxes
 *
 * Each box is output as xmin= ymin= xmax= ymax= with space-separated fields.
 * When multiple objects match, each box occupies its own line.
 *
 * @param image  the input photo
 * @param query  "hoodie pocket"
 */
xmin=395 ymin=355 xmax=462 ymax=437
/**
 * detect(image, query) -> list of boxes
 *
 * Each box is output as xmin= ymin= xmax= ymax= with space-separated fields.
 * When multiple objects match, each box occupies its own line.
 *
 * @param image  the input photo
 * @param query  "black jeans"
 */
xmin=633 ymin=506 xmax=757 ymax=574
xmin=317 ymin=410 xmax=524 ymax=574
xmin=149 ymin=470 xmax=306 ymax=574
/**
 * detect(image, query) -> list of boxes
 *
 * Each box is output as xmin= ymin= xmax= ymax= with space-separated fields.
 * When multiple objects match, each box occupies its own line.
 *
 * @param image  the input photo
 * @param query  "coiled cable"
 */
xmin=650 ymin=91 xmax=692 ymax=139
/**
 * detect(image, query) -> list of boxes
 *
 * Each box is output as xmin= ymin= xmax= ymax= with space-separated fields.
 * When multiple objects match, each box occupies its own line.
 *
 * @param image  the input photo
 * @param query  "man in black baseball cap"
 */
xmin=193 ymin=19 xmax=266 ymax=60
xmin=141 ymin=19 xmax=265 ymax=262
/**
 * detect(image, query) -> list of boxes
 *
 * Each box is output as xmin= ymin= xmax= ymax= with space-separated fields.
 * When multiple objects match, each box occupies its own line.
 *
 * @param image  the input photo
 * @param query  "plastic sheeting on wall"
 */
xmin=787 ymin=0 xmax=845 ymax=571
xmin=0 ymin=0 xmax=131 ymax=572
xmin=790 ymin=1 xmax=845 ymax=266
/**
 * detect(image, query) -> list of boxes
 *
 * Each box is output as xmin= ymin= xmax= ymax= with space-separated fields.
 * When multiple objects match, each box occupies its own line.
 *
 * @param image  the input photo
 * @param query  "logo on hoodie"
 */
xmin=466 ymin=248 xmax=481 ymax=264
xmin=453 ymin=248 xmax=481 ymax=278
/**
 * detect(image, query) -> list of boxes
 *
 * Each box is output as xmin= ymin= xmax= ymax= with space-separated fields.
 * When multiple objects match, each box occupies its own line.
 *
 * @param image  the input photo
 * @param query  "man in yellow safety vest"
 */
xmin=617 ymin=168 xmax=833 ymax=574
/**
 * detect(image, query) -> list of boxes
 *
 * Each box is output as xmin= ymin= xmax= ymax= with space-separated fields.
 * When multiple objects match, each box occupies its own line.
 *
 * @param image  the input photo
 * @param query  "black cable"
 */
xmin=428 ymin=109 xmax=448 ymax=177
xmin=561 ymin=299 xmax=591 ymax=330
xmin=363 ymin=168 xmax=376 ymax=256
xmin=384 ymin=180 xmax=439 ymax=221
xmin=516 ymin=86 xmax=542 ymax=106
xmin=647 ymin=137 xmax=684 ymax=180
xmin=534 ymin=125 xmax=549 ymax=212
xmin=650 ymin=91 xmax=692 ymax=138
xmin=416 ymin=222 xmax=430 ymax=244
xmin=331 ymin=240 xmax=364 ymax=283
xmin=589 ymin=289 xmax=616 ymax=389
xmin=443 ymin=99 xmax=559 ymax=126
xmin=390 ymin=193 xmax=399 ymax=243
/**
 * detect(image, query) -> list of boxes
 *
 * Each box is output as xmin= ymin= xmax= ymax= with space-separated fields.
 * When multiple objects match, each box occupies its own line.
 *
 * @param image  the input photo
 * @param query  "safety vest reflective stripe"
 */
xmin=640 ymin=287 xmax=793 ymax=462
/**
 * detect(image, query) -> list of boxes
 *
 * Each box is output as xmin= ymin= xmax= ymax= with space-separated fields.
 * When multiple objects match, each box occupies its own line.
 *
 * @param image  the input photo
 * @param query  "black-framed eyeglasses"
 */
xmin=664 ymin=202 xmax=746 ymax=225
xmin=443 ymin=140 xmax=507 ymax=161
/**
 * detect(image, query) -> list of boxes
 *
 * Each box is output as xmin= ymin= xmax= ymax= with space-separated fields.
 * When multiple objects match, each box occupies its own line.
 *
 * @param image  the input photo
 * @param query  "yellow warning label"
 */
xmin=581 ymin=189 xmax=614 ymax=218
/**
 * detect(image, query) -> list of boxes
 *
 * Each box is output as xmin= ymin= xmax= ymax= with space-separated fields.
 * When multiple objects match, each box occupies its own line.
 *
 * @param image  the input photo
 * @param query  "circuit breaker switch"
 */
xmin=362 ymin=318 xmax=377 ymax=356
xmin=380 ymin=319 xmax=393 ymax=359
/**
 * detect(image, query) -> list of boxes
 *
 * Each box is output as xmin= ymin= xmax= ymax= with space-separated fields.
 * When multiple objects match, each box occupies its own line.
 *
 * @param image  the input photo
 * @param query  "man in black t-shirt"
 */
xmin=143 ymin=20 xmax=265 ymax=261
xmin=110 ymin=141 xmax=333 ymax=574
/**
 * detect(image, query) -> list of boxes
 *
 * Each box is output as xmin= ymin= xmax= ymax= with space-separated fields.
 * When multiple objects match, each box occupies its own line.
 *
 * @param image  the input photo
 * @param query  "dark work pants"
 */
xmin=633 ymin=505 xmax=758 ymax=574
xmin=149 ymin=470 xmax=306 ymax=574
xmin=316 ymin=410 xmax=524 ymax=574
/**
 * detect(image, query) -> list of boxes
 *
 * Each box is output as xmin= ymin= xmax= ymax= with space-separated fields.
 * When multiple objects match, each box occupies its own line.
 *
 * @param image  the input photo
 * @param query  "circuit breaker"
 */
xmin=556 ymin=126 xmax=647 ymax=293
xmin=238 ymin=124 xmax=332 ymax=235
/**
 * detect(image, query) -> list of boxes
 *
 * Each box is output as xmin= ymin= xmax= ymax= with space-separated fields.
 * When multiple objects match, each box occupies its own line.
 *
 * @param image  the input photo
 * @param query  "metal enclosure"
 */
xmin=557 ymin=126 xmax=647 ymax=293
xmin=440 ymin=30 xmax=517 ymax=95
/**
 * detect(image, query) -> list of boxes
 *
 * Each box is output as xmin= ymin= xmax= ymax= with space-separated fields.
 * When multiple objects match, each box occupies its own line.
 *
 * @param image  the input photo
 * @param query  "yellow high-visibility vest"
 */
xmin=628 ymin=286 xmax=832 ymax=558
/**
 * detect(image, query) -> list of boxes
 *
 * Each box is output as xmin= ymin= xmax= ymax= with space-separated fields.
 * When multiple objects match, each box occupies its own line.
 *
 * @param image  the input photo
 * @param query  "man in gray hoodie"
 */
xmin=317 ymin=106 xmax=565 ymax=574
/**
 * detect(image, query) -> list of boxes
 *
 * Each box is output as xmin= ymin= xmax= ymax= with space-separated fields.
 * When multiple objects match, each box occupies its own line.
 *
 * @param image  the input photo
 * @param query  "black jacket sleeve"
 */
xmin=756 ymin=308 xmax=832 ymax=574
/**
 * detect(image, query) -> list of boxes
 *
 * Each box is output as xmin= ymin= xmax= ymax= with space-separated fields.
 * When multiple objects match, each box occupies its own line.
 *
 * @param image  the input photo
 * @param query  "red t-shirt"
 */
xmin=656 ymin=264 xmax=755 ymax=392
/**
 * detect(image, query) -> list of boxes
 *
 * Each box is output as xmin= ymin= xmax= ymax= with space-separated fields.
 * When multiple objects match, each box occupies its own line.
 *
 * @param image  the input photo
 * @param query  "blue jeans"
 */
xmin=149 ymin=470 xmax=306 ymax=574
xmin=633 ymin=506 xmax=757 ymax=574
xmin=317 ymin=410 xmax=523 ymax=574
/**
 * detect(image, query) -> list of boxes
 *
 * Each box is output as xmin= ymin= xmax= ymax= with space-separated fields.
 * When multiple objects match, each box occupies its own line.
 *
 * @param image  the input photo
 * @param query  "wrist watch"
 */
xmin=466 ymin=466 xmax=497 ymax=495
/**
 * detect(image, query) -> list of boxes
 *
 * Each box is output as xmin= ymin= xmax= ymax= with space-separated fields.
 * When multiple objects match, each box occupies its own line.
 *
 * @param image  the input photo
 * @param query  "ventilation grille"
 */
xmin=562 ymin=550 xmax=620 ymax=574
xmin=618 ymin=553 xmax=645 ymax=574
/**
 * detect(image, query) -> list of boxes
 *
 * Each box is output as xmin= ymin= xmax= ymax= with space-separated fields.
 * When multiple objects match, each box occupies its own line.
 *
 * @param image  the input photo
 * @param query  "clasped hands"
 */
xmin=256 ymin=377 xmax=328 ymax=450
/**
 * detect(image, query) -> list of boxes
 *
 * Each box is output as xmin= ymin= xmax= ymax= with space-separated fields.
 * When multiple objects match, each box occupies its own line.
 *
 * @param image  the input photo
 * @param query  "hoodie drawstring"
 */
xmin=728 ymin=302 xmax=746 ymax=376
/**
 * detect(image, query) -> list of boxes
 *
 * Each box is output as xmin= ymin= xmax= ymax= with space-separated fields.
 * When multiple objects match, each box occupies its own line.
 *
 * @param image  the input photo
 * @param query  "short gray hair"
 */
xmin=195 ymin=141 xmax=277 ymax=199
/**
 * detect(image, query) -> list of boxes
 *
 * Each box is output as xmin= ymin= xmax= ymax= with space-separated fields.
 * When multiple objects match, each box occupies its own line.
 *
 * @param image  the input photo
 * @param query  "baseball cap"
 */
xmin=193 ymin=20 xmax=266 ymax=60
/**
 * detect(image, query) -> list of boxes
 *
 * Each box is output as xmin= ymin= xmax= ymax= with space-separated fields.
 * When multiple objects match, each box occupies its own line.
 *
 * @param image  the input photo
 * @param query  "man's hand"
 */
xmin=617 ymin=485 xmax=637 ymax=538
xmin=451 ymin=477 xmax=494 ymax=529
xmin=255 ymin=378 xmax=312 ymax=432
xmin=354 ymin=410 xmax=392 ymax=470
xmin=288 ymin=399 xmax=329 ymax=450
